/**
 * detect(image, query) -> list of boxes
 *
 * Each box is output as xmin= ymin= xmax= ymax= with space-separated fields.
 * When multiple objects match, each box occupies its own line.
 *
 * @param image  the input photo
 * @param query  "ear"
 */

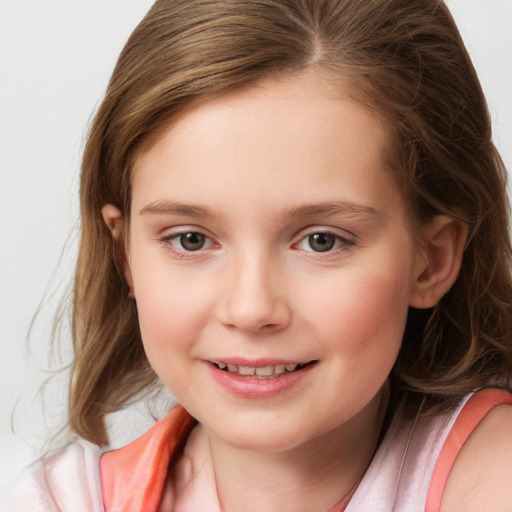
xmin=409 ymin=216 xmax=468 ymax=309
xmin=102 ymin=204 xmax=135 ymax=298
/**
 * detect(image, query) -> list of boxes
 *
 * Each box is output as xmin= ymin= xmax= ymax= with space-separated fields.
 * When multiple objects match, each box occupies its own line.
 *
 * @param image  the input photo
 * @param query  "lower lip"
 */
xmin=208 ymin=363 xmax=315 ymax=399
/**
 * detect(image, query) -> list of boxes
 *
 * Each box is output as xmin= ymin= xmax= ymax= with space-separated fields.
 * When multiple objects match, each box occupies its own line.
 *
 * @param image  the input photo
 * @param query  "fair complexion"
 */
xmin=103 ymin=70 xmax=466 ymax=512
xmin=440 ymin=404 xmax=512 ymax=512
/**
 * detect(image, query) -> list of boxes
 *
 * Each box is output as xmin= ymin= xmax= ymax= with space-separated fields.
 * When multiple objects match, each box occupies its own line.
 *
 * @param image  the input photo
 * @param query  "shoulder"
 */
xmin=2 ymin=440 xmax=104 ymax=512
xmin=440 ymin=393 xmax=512 ymax=512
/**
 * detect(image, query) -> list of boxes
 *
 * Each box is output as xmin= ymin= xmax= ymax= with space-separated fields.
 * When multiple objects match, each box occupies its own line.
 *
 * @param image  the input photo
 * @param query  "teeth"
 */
xmin=255 ymin=366 xmax=274 ymax=376
xmin=274 ymin=364 xmax=286 ymax=375
xmin=213 ymin=361 xmax=308 ymax=378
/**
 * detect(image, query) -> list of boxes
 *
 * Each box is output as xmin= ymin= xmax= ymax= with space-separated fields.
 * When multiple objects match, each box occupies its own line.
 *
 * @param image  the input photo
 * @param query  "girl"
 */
xmin=4 ymin=0 xmax=512 ymax=510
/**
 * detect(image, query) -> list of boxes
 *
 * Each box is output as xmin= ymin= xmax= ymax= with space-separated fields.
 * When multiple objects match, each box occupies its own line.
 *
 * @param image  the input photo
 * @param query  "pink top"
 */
xmin=425 ymin=389 xmax=512 ymax=511
xmin=4 ymin=388 xmax=511 ymax=511
xmin=100 ymin=388 xmax=512 ymax=512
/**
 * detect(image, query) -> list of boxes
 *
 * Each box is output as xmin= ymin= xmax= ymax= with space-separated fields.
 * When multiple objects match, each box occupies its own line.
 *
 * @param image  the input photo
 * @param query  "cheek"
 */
xmin=134 ymin=280 xmax=211 ymax=397
xmin=298 ymin=267 xmax=411 ymax=353
xmin=131 ymin=263 xmax=214 ymax=360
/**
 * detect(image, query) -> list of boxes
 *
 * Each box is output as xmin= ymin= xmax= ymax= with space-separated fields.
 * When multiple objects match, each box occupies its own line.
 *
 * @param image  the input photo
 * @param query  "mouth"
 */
xmin=209 ymin=361 xmax=317 ymax=379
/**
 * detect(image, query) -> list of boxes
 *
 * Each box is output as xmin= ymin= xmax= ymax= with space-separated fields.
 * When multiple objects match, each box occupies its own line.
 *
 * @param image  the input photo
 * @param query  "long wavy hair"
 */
xmin=69 ymin=0 xmax=512 ymax=445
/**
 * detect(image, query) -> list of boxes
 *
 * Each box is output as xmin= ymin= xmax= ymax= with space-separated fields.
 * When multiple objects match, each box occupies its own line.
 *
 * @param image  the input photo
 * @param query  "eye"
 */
xmin=305 ymin=233 xmax=336 ymax=252
xmin=168 ymin=232 xmax=213 ymax=252
xmin=296 ymin=231 xmax=353 ymax=253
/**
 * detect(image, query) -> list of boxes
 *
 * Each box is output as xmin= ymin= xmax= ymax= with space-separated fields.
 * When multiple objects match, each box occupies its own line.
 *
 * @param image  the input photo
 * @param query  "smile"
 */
xmin=210 ymin=361 xmax=314 ymax=379
xmin=207 ymin=359 xmax=317 ymax=398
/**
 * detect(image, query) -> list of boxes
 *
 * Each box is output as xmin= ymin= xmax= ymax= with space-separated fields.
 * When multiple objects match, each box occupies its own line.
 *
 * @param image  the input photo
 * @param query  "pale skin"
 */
xmin=102 ymin=70 xmax=511 ymax=511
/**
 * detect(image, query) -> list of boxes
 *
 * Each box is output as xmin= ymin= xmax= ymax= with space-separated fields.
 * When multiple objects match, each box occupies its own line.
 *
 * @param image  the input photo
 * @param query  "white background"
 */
xmin=1 ymin=0 xmax=511 ymax=494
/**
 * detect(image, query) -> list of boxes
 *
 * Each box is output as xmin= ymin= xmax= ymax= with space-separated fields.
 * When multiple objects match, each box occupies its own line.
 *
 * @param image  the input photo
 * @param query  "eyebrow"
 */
xmin=139 ymin=200 xmax=217 ymax=219
xmin=139 ymin=199 xmax=378 ymax=221
xmin=283 ymin=201 xmax=378 ymax=220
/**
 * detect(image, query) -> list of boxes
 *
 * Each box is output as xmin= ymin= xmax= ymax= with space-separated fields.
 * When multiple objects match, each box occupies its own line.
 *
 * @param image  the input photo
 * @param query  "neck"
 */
xmin=207 ymin=389 xmax=389 ymax=512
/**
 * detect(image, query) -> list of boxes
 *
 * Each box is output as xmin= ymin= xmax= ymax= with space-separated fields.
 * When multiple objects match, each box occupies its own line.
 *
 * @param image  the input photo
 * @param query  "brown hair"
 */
xmin=70 ymin=0 xmax=512 ymax=445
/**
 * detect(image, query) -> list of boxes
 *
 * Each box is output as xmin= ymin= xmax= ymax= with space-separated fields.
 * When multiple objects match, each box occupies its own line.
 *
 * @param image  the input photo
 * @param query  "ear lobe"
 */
xmin=409 ymin=216 xmax=468 ymax=309
xmin=101 ymin=204 xmax=135 ymax=298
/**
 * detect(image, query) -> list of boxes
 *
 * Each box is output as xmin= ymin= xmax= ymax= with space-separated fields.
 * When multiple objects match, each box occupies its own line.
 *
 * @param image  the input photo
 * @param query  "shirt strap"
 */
xmin=425 ymin=388 xmax=512 ymax=512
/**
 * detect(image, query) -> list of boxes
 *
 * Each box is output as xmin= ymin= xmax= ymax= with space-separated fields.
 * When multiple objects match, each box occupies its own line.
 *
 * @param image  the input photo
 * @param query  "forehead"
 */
xmin=131 ymin=70 xmax=403 ymax=223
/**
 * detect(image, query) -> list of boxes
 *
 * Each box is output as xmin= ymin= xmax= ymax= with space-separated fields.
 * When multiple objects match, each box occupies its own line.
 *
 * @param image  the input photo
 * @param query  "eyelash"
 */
xmin=159 ymin=230 xmax=216 ymax=257
xmin=158 ymin=228 xmax=356 ymax=258
xmin=292 ymin=229 xmax=356 ymax=258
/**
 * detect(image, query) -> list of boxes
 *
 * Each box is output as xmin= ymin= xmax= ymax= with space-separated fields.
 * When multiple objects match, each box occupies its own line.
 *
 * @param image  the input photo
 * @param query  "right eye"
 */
xmin=303 ymin=232 xmax=338 ymax=253
xmin=165 ymin=232 xmax=214 ymax=252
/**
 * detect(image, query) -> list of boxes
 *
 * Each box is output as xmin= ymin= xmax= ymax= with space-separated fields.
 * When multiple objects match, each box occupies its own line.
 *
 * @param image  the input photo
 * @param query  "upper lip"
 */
xmin=206 ymin=357 xmax=317 ymax=367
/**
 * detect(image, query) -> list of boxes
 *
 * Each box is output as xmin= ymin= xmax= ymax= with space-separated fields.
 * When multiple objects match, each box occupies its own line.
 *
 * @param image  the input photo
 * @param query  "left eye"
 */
xmin=169 ymin=232 xmax=213 ymax=251
xmin=297 ymin=232 xmax=347 ymax=253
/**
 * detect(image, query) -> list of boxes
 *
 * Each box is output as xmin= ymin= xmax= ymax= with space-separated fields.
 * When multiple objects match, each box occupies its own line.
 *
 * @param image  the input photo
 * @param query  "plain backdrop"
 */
xmin=1 ymin=0 xmax=511 ymax=494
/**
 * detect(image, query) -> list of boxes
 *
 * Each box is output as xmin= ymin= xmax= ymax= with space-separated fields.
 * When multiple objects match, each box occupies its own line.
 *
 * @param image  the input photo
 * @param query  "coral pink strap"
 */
xmin=100 ymin=405 xmax=195 ymax=512
xmin=328 ymin=482 xmax=359 ymax=512
xmin=425 ymin=389 xmax=512 ymax=512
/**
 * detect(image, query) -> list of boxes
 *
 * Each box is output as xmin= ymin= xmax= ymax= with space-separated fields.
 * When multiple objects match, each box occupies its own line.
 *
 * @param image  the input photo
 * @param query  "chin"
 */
xmin=209 ymin=421 xmax=316 ymax=453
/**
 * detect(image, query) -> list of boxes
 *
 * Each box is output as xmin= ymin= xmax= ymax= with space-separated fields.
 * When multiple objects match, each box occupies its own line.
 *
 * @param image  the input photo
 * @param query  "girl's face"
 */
xmin=126 ymin=71 xmax=425 ymax=452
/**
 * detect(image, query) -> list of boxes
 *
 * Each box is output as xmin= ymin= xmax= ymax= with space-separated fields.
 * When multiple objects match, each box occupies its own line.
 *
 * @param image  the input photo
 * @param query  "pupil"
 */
xmin=181 ymin=232 xmax=205 ymax=251
xmin=309 ymin=233 xmax=335 ymax=252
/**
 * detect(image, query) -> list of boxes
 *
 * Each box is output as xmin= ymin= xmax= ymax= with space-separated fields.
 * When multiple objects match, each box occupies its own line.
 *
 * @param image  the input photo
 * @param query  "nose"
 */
xmin=217 ymin=250 xmax=291 ymax=334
